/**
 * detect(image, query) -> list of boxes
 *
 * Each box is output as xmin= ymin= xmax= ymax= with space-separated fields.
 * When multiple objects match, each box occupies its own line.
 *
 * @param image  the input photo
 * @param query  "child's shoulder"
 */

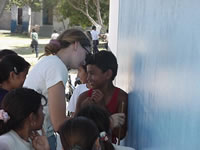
xmin=117 ymin=87 xmax=128 ymax=97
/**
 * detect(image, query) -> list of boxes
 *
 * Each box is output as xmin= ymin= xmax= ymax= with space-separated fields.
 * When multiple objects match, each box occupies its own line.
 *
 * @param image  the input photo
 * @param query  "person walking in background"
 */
xmin=24 ymin=29 xmax=91 ymax=150
xmin=51 ymin=30 xmax=59 ymax=40
xmin=90 ymin=26 xmax=100 ymax=53
xmin=31 ymin=29 xmax=39 ymax=58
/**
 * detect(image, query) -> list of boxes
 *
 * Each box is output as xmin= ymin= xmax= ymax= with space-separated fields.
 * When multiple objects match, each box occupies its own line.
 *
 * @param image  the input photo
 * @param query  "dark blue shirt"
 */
xmin=0 ymin=88 xmax=8 ymax=106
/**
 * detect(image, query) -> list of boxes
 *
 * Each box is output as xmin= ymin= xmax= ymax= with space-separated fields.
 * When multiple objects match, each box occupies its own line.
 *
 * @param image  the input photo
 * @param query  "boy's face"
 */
xmin=87 ymin=64 xmax=107 ymax=89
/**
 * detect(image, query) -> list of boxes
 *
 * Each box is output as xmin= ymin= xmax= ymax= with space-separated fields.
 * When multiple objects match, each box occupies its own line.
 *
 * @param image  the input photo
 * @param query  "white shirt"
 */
xmin=0 ymin=130 xmax=33 ymax=150
xmin=67 ymin=84 xmax=89 ymax=112
xmin=23 ymin=55 xmax=68 ymax=137
xmin=113 ymin=144 xmax=136 ymax=150
xmin=90 ymin=30 xmax=99 ymax=40
xmin=51 ymin=33 xmax=59 ymax=40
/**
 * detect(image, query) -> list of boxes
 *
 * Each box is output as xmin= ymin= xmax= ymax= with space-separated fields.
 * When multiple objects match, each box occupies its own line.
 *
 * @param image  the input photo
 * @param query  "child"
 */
xmin=31 ymin=29 xmax=39 ymax=58
xmin=59 ymin=116 xmax=100 ymax=150
xmin=75 ymin=50 xmax=128 ymax=142
xmin=0 ymin=55 xmax=30 ymax=105
xmin=67 ymin=64 xmax=91 ymax=116
xmin=76 ymin=104 xmax=115 ymax=150
xmin=0 ymin=88 xmax=49 ymax=150
xmin=76 ymin=105 xmax=135 ymax=150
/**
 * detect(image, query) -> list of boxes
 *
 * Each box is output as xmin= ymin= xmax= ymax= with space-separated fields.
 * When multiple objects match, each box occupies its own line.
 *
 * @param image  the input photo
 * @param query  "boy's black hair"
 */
xmin=86 ymin=50 xmax=118 ymax=81
xmin=92 ymin=26 xmax=96 ymax=30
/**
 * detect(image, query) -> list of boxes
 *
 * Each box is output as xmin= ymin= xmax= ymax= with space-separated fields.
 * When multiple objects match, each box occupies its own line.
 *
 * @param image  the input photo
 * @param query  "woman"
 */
xmin=24 ymin=28 xmax=91 ymax=149
xmin=0 ymin=88 xmax=49 ymax=150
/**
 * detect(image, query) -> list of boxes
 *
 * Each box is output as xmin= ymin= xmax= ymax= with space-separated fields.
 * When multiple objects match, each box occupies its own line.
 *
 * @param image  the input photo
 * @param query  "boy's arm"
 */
xmin=112 ymin=90 xmax=128 ymax=140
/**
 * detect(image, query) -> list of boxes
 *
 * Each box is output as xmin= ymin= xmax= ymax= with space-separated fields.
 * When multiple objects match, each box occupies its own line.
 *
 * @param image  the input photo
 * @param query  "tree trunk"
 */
xmin=0 ymin=0 xmax=8 ymax=17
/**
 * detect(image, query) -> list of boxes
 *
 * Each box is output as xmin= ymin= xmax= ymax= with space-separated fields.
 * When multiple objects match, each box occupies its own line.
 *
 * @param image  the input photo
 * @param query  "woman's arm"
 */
xmin=48 ymin=81 xmax=69 ymax=131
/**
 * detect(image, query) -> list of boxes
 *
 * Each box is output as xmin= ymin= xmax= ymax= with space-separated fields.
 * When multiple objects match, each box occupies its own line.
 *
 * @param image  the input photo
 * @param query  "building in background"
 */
xmin=0 ymin=3 xmax=68 ymax=36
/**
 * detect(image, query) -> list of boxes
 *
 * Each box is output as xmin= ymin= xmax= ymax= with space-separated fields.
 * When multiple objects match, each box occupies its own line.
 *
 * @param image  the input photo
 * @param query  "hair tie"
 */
xmin=0 ymin=109 xmax=10 ymax=123
xmin=13 ymin=67 xmax=18 ymax=74
xmin=49 ymin=40 xmax=61 ymax=49
xmin=100 ymin=131 xmax=108 ymax=142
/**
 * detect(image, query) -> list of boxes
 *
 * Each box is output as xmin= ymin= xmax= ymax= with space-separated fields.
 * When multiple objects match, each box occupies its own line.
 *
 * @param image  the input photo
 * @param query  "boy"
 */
xmin=75 ymin=50 xmax=128 ymax=142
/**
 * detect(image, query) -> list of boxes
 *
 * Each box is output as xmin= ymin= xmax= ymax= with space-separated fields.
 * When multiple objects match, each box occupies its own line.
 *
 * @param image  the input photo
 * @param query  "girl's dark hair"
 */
xmin=86 ymin=51 xmax=118 ymax=81
xmin=43 ymin=29 xmax=91 ymax=56
xmin=0 ymin=88 xmax=47 ymax=135
xmin=76 ymin=105 xmax=115 ymax=150
xmin=0 ymin=49 xmax=17 ymax=60
xmin=59 ymin=116 xmax=99 ymax=150
xmin=0 ymin=55 xmax=30 ymax=83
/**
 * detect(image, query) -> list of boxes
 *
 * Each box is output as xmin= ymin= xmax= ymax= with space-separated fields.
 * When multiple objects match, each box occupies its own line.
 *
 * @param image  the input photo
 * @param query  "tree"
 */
xmin=56 ymin=0 xmax=109 ymax=31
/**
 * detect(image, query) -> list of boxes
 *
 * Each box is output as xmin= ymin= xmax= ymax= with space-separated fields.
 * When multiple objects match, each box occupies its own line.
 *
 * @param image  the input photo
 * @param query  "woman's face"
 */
xmin=70 ymin=43 xmax=90 ymax=69
xmin=77 ymin=66 xmax=87 ymax=84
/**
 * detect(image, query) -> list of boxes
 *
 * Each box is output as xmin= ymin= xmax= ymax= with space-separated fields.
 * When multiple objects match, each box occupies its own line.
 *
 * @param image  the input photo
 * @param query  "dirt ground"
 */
xmin=0 ymin=30 xmax=77 ymax=84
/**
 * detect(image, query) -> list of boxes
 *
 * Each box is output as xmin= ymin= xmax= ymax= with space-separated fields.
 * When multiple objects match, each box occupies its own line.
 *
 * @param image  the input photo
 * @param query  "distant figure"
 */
xmin=51 ymin=30 xmax=59 ymax=40
xmin=105 ymin=29 xmax=109 ymax=50
xmin=31 ymin=29 xmax=39 ymax=58
xmin=90 ymin=26 xmax=100 ymax=53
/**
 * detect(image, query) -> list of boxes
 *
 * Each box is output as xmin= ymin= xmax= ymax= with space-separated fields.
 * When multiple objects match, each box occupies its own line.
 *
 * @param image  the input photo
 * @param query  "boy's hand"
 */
xmin=110 ymin=113 xmax=125 ymax=129
xmin=91 ymin=89 xmax=104 ymax=103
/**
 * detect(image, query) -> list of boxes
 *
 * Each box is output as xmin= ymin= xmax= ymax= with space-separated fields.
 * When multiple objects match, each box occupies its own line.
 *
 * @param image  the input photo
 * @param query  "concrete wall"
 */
xmin=0 ymin=10 xmax=11 ymax=30
xmin=109 ymin=0 xmax=200 ymax=149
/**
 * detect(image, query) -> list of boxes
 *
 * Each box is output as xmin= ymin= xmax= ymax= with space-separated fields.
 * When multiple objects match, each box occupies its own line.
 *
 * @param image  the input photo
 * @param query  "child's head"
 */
xmin=76 ymin=105 xmax=114 ymax=150
xmin=0 ymin=88 xmax=46 ymax=135
xmin=44 ymin=29 xmax=91 ymax=69
xmin=92 ymin=26 xmax=96 ymax=30
xmin=77 ymin=64 xmax=87 ymax=84
xmin=0 ymin=49 xmax=17 ymax=61
xmin=59 ymin=116 xmax=100 ymax=150
xmin=86 ymin=51 xmax=118 ymax=88
xmin=0 ymin=55 xmax=30 ymax=89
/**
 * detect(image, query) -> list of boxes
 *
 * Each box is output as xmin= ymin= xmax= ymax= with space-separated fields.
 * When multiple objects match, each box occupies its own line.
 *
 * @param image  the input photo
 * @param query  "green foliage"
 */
xmin=56 ymin=0 xmax=109 ymax=29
